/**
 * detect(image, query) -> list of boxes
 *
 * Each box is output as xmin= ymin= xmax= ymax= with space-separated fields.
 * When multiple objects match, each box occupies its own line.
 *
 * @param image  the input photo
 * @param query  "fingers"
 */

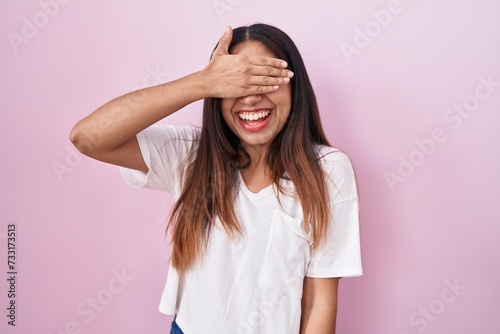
xmin=245 ymin=70 xmax=293 ymax=94
xmin=248 ymin=85 xmax=280 ymax=94
xmin=249 ymin=55 xmax=288 ymax=70
xmin=246 ymin=60 xmax=294 ymax=90
xmin=247 ymin=75 xmax=292 ymax=88
xmin=213 ymin=26 xmax=232 ymax=56
xmin=246 ymin=56 xmax=293 ymax=84
xmin=252 ymin=65 xmax=294 ymax=81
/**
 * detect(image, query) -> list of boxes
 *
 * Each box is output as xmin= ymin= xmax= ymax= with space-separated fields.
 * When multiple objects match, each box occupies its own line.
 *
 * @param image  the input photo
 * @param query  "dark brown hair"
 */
xmin=168 ymin=23 xmax=332 ymax=273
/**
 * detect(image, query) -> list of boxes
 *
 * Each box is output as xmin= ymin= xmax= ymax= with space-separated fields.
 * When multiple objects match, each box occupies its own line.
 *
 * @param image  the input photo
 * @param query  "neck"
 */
xmin=238 ymin=143 xmax=273 ymax=193
xmin=242 ymin=143 xmax=269 ymax=170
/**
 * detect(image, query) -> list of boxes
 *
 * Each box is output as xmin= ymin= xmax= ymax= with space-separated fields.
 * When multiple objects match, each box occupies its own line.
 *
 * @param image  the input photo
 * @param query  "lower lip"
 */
xmin=236 ymin=111 xmax=272 ymax=132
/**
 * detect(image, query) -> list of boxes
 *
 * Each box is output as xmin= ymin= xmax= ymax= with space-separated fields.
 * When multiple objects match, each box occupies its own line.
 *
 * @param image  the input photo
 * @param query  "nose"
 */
xmin=238 ymin=93 xmax=262 ymax=105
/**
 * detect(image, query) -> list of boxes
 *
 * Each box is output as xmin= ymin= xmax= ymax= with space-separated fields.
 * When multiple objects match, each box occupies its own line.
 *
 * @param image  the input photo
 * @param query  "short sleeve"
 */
xmin=306 ymin=148 xmax=362 ymax=278
xmin=119 ymin=125 xmax=200 ymax=195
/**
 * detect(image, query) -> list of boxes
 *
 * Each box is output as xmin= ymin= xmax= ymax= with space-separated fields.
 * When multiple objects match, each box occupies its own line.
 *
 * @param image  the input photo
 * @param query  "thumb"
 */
xmin=213 ymin=26 xmax=232 ymax=56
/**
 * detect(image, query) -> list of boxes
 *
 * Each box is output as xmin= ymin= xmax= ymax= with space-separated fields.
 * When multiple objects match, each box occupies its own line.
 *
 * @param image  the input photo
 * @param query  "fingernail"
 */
xmin=283 ymin=77 xmax=290 ymax=83
xmin=281 ymin=61 xmax=288 ymax=68
xmin=225 ymin=26 xmax=230 ymax=34
xmin=287 ymin=71 xmax=294 ymax=78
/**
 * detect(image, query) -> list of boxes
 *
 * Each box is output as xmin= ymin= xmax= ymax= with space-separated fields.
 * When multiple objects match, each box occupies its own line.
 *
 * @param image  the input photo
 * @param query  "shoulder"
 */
xmin=137 ymin=124 xmax=202 ymax=173
xmin=315 ymin=145 xmax=358 ymax=203
xmin=315 ymin=145 xmax=355 ymax=174
xmin=142 ymin=124 xmax=201 ymax=142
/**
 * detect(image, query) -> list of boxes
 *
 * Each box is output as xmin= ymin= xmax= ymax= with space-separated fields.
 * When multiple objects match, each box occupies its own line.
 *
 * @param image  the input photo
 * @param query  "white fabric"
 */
xmin=120 ymin=124 xmax=362 ymax=334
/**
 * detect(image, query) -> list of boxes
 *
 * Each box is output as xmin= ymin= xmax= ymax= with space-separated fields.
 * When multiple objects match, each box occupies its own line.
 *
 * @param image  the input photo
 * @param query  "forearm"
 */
xmin=69 ymin=71 xmax=209 ymax=156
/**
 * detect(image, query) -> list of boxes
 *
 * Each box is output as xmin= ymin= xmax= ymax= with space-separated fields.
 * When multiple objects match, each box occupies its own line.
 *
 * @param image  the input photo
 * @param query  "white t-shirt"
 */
xmin=120 ymin=125 xmax=362 ymax=334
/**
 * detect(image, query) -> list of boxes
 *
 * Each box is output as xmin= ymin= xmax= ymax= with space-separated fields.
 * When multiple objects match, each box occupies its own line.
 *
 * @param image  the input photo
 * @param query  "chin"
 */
xmin=239 ymin=133 xmax=273 ymax=148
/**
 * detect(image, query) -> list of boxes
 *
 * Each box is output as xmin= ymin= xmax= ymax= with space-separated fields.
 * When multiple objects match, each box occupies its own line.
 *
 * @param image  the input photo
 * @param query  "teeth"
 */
xmin=238 ymin=110 xmax=271 ymax=121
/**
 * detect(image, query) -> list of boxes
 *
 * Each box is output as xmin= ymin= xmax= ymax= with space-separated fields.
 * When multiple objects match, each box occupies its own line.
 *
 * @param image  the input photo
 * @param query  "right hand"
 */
xmin=200 ymin=26 xmax=294 ymax=98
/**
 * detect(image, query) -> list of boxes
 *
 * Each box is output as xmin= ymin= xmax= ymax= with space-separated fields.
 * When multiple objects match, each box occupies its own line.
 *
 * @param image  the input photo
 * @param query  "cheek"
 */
xmin=270 ymin=85 xmax=292 ymax=104
xmin=221 ymin=111 xmax=233 ymax=129
xmin=221 ymin=98 xmax=231 ymax=109
xmin=220 ymin=99 xmax=235 ymax=123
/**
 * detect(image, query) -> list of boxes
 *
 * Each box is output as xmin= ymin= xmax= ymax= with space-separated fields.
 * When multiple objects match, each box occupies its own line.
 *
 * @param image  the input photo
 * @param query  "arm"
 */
xmin=300 ymin=151 xmax=362 ymax=333
xmin=69 ymin=26 xmax=293 ymax=172
xmin=300 ymin=277 xmax=340 ymax=334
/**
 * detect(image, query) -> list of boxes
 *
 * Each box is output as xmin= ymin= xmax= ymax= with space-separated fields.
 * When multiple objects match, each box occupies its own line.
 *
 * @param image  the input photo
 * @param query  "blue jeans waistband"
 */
xmin=170 ymin=315 xmax=184 ymax=334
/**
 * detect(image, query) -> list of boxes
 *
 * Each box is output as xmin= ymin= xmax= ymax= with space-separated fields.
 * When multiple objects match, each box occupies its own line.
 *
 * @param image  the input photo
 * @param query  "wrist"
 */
xmin=189 ymin=70 xmax=216 ymax=99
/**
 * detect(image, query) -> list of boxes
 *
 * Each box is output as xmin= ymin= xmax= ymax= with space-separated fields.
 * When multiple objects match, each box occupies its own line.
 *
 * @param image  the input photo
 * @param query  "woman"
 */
xmin=70 ymin=23 xmax=362 ymax=334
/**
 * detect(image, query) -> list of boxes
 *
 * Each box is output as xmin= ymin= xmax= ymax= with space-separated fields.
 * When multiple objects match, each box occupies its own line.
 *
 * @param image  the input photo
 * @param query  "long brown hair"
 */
xmin=168 ymin=23 xmax=332 ymax=273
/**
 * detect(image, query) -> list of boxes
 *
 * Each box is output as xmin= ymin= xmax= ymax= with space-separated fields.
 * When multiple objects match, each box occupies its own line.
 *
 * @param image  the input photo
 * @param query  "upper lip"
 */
xmin=235 ymin=108 xmax=272 ymax=114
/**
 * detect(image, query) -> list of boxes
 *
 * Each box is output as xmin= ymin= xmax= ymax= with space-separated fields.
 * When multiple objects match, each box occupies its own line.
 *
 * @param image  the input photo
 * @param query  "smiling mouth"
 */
xmin=237 ymin=110 xmax=271 ymax=126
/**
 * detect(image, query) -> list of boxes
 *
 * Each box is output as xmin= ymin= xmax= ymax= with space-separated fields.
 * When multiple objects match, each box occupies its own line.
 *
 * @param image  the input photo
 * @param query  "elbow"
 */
xmin=68 ymin=124 xmax=79 ymax=147
xmin=69 ymin=122 xmax=94 ymax=157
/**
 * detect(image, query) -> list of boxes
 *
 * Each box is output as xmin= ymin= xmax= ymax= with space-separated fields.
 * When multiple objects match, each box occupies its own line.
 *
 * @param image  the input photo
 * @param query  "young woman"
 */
xmin=70 ymin=23 xmax=362 ymax=334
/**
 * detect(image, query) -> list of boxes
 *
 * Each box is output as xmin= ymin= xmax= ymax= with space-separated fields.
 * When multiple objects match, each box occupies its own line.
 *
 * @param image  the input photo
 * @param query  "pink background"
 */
xmin=1 ymin=0 xmax=499 ymax=333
